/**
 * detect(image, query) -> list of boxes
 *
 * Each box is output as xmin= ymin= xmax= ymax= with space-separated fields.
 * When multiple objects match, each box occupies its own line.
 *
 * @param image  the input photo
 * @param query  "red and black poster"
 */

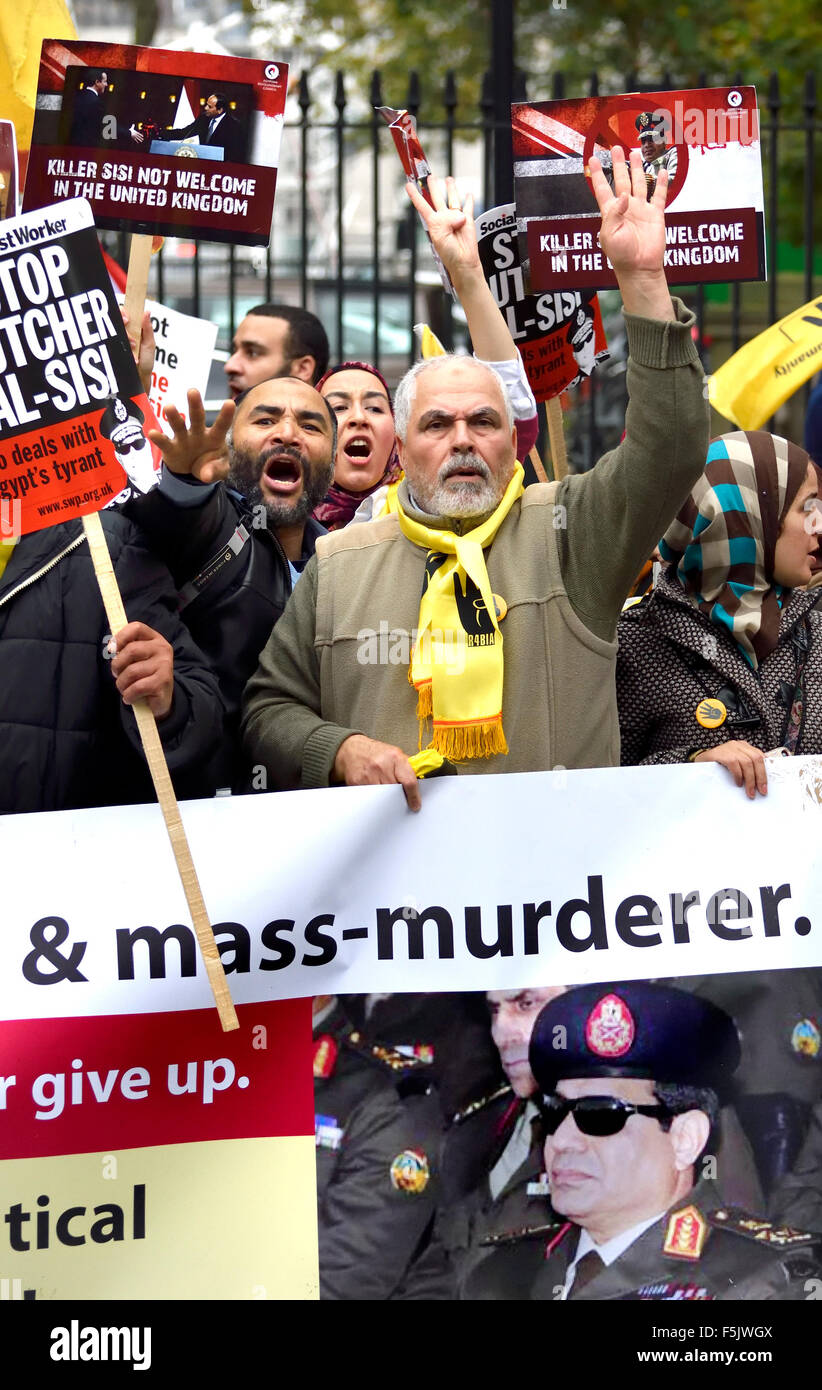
xmin=476 ymin=203 xmax=608 ymax=403
xmin=377 ymin=105 xmax=456 ymax=298
xmin=513 ymin=86 xmax=766 ymax=292
xmin=23 ymin=40 xmax=288 ymax=246
xmin=0 ymin=198 xmax=156 ymax=536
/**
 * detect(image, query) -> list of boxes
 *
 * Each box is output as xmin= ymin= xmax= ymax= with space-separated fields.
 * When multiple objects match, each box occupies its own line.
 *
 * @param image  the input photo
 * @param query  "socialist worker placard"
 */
xmin=0 ymin=197 xmax=163 ymax=535
xmin=476 ymin=202 xmax=608 ymax=403
xmin=23 ymin=40 xmax=288 ymax=246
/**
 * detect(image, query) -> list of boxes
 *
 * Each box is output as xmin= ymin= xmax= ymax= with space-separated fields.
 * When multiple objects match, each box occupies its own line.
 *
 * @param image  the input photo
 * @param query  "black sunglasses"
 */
xmin=112 ymin=436 xmax=145 ymax=455
xmin=537 ymin=1094 xmax=674 ymax=1137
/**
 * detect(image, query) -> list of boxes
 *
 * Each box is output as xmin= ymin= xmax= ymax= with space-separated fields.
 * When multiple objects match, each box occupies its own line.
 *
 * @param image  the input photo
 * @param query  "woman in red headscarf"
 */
xmin=312 ymin=360 xmax=404 ymax=530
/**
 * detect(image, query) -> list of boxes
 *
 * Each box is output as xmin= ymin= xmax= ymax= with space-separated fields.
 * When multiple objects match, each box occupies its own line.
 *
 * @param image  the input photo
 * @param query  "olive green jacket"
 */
xmin=242 ymin=301 xmax=708 ymax=787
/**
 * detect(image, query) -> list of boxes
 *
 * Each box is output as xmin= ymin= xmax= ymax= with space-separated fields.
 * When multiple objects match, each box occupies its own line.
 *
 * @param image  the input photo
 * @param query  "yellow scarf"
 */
xmin=396 ymin=464 xmax=524 ymax=763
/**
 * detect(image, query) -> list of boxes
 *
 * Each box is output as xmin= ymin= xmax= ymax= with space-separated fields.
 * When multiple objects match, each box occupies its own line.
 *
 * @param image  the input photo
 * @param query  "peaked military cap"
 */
xmin=99 ymin=395 xmax=146 ymax=449
xmin=529 ymin=982 xmax=741 ymax=1095
xmin=636 ymin=110 xmax=666 ymax=136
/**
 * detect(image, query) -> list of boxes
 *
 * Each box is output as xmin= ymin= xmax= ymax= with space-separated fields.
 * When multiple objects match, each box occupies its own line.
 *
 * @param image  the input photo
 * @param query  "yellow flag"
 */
xmin=0 ymin=3 xmax=77 ymax=156
xmin=415 ymin=323 xmax=446 ymax=358
xmin=709 ymin=296 xmax=822 ymax=430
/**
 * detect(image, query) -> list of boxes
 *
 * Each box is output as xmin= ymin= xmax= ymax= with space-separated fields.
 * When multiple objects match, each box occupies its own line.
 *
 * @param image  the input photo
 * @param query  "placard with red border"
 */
xmin=513 ymin=86 xmax=765 ymax=291
xmin=24 ymin=40 xmax=288 ymax=247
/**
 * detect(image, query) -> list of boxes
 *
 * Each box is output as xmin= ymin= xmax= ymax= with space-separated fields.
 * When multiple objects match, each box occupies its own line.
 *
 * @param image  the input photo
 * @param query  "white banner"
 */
xmin=2 ymin=758 xmax=822 ymax=1021
xmin=117 ymin=295 xmax=217 ymax=430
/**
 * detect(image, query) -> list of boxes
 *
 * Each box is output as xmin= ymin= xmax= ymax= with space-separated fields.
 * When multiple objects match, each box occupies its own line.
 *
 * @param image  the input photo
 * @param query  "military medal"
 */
xmin=315 ymin=1114 xmax=344 ymax=1150
xmin=389 ymin=1149 xmax=430 ymax=1194
xmin=790 ymin=1018 xmax=821 ymax=1058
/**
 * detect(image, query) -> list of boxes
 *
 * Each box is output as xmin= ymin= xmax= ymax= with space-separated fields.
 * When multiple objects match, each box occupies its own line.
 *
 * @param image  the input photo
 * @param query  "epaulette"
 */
xmin=709 ymin=1208 xmax=820 ymax=1248
xmin=451 ymin=1083 xmax=513 ymax=1126
xmin=480 ymin=1221 xmax=566 ymax=1249
xmin=347 ymin=1031 xmax=432 ymax=1074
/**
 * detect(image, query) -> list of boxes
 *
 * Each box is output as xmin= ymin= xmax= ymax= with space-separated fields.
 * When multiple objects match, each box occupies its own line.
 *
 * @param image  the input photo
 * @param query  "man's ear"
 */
xmin=396 ymin=433 xmax=406 ymax=471
xmin=668 ymin=1110 xmax=710 ymax=1172
xmin=290 ymin=356 xmax=316 ymax=383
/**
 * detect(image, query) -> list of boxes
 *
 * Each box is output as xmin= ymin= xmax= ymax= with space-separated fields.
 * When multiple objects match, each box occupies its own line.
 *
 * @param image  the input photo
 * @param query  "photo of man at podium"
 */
xmin=155 ymin=92 xmax=246 ymax=163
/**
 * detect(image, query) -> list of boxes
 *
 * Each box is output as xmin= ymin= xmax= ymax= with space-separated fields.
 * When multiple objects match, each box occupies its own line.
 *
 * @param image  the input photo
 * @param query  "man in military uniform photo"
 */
xmin=438 ymin=987 xmax=565 ymax=1295
xmin=312 ymin=994 xmax=450 ymax=1298
xmin=636 ymin=110 xmax=678 ymax=200
xmin=465 ymin=982 xmax=822 ymax=1300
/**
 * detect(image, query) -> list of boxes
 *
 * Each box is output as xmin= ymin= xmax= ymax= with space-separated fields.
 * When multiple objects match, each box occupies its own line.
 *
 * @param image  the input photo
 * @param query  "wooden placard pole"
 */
xmin=546 ymin=396 xmax=568 ymax=482
xmin=527 ymin=445 xmax=548 ymax=484
xmin=82 ymin=232 xmax=238 ymax=1032
xmin=123 ymin=233 xmax=153 ymax=335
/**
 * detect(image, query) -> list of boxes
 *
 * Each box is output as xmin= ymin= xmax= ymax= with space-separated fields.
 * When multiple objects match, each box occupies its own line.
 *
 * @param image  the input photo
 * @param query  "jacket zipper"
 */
xmin=0 ymin=533 xmax=87 ymax=610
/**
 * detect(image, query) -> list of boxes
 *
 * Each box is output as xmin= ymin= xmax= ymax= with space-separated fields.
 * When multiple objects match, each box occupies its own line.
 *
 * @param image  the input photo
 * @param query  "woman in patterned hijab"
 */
xmin=659 ymin=431 xmax=818 ymax=667
xmin=617 ymin=430 xmax=821 ymax=797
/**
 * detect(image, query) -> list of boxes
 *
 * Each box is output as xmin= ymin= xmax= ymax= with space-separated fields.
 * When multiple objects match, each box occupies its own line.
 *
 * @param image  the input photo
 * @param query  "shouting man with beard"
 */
xmin=127 ymin=378 xmax=335 ymax=789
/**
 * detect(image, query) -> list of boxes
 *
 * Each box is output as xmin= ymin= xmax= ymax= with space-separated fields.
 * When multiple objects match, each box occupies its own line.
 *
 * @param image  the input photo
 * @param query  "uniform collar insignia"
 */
xmin=663 ymin=1203 xmax=709 ymax=1260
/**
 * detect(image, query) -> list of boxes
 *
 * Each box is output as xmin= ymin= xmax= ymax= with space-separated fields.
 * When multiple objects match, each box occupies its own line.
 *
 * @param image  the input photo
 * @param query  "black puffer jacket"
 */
xmin=617 ymin=568 xmax=822 ymax=765
xmin=0 ymin=513 xmax=224 ymax=815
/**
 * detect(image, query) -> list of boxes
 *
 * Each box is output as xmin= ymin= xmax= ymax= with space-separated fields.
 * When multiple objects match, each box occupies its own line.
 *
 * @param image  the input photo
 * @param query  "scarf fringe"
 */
xmin=432 ymin=721 xmax=508 ymax=760
xmin=414 ymin=681 xmax=433 ymax=751
xmin=414 ymin=680 xmax=433 ymax=718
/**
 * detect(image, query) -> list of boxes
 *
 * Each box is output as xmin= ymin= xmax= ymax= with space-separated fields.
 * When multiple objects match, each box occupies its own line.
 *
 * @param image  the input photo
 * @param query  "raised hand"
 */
xmin=406 ymin=175 xmax=480 ymax=284
xmin=147 ymin=388 xmax=235 ymax=484
xmin=405 ymin=174 xmax=520 ymax=361
xmin=588 ymin=146 xmax=673 ymax=319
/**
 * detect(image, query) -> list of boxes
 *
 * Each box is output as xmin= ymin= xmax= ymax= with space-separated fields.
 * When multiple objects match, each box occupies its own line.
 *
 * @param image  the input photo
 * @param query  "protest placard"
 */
xmin=0 ymin=198 xmax=143 ymax=535
xmin=476 ymin=202 xmax=608 ymax=404
xmin=23 ymin=40 xmax=287 ymax=246
xmin=0 ymin=196 xmax=236 ymax=1031
xmin=130 ymin=297 xmax=218 ymax=432
xmin=1 ymin=759 xmax=820 ymax=1017
xmin=514 ymin=86 xmax=766 ymax=292
xmin=0 ymin=999 xmax=316 ymax=1298
xmin=377 ymin=106 xmax=456 ymax=298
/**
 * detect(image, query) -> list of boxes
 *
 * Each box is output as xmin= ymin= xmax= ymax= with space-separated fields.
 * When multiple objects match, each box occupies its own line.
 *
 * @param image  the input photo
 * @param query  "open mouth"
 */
xmin=441 ymin=454 xmax=490 ymax=485
xmin=262 ymin=452 xmax=303 ymax=494
xmin=343 ymin=436 xmax=373 ymax=465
